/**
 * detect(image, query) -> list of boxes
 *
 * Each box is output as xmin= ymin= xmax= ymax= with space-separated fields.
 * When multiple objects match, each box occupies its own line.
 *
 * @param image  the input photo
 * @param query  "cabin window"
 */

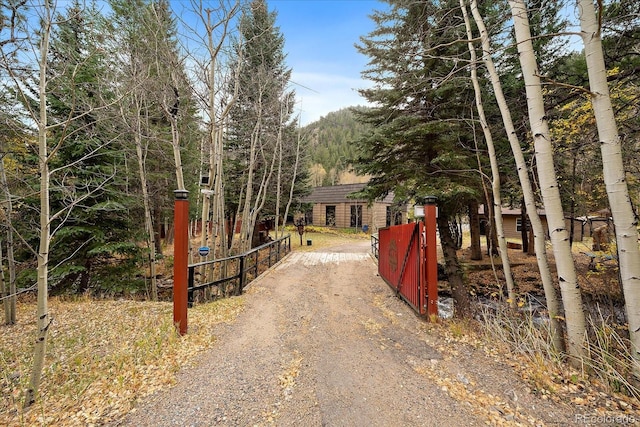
xmin=350 ymin=205 xmax=363 ymax=228
xmin=516 ymin=217 xmax=530 ymax=232
xmin=386 ymin=206 xmax=402 ymax=226
xmin=326 ymin=206 xmax=336 ymax=226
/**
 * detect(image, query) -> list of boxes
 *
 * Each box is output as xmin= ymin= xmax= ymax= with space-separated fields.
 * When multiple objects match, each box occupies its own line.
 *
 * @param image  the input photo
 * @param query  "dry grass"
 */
xmin=286 ymin=226 xmax=370 ymax=252
xmin=0 ymin=296 xmax=244 ymax=426
xmin=477 ymin=304 xmax=640 ymax=413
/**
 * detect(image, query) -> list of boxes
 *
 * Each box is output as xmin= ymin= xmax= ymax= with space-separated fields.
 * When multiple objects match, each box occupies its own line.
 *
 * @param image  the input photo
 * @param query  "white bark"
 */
xmin=281 ymin=117 xmax=303 ymax=237
xmin=470 ymin=0 xmax=564 ymax=352
xmin=460 ymin=0 xmax=516 ymax=305
xmin=274 ymin=97 xmax=290 ymax=239
xmin=192 ymin=3 xmax=240 ymax=261
xmin=1 ymin=239 xmax=7 ymax=322
xmin=239 ymin=108 xmax=262 ymax=252
xmin=509 ymin=0 xmax=586 ymax=363
xmin=132 ymin=100 xmax=158 ymax=300
xmin=0 ymin=156 xmax=17 ymax=324
xmin=578 ymin=0 xmax=640 ymax=376
xmin=167 ymin=114 xmax=186 ymax=191
xmin=25 ymin=3 xmax=53 ymax=406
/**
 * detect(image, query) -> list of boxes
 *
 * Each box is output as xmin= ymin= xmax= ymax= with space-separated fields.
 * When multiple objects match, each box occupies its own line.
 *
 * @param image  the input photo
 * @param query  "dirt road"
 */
xmin=117 ymin=241 xmax=580 ymax=426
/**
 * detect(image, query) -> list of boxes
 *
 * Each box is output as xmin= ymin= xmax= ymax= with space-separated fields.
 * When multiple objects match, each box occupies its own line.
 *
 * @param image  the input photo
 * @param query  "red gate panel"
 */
xmin=378 ymin=222 xmax=425 ymax=314
xmin=378 ymin=205 xmax=438 ymax=319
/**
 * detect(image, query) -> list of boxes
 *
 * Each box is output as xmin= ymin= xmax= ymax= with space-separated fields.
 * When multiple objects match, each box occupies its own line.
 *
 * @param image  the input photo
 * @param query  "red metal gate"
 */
xmin=377 ymin=203 xmax=438 ymax=318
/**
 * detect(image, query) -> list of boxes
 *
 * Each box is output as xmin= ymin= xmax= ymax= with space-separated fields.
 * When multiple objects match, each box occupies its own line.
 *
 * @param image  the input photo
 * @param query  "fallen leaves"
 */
xmin=1 ymin=295 xmax=245 ymax=426
xmin=278 ymin=353 xmax=302 ymax=390
xmin=414 ymin=361 xmax=543 ymax=426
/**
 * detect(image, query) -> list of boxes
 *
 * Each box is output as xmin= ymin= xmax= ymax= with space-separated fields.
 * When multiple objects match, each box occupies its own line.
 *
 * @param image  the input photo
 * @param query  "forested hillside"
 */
xmin=303 ymin=108 xmax=371 ymax=187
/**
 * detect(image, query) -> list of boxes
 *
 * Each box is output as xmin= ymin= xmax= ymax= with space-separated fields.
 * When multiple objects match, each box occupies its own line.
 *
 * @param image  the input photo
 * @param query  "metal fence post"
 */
xmin=187 ymin=266 xmax=195 ymax=308
xmin=238 ymin=256 xmax=245 ymax=295
xmin=424 ymin=197 xmax=438 ymax=320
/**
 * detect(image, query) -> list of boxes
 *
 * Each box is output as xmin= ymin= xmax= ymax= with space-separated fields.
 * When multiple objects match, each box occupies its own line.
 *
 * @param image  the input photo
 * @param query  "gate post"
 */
xmin=424 ymin=197 xmax=438 ymax=320
xmin=173 ymin=189 xmax=189 ymax=335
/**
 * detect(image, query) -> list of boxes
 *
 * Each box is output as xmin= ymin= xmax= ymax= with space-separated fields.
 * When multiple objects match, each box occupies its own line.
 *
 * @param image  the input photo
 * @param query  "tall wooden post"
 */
xmin=424 ymin=197 xmax=438 ymax=320
xmin=173 ymin=189 xmax=189 ymax=335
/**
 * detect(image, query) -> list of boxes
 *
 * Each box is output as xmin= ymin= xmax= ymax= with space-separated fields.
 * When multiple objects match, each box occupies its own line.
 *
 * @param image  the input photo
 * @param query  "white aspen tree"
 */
xmin=249 ymin=133 xmax=278 ymax=245
xmin=509 ymin=0 xmax=586 ymax=363
xmin=237 ymin=79 xmax=279 ymax=252
xmin=109 ymin=3 xmax=172 ymax=302
xmin=274 ymin=122 xmax=283 ymax=240
xmin=171 ymin=121 xmax=186 ymax=190
xmin=281 ymin=116 xmax=304 ymax=238
xmin=1 ymin=3 xmax=122 ymax=404
xmin=229 ymin=1 xmax=293 ymax=252
xmin=577 ymin=0 xmax=640 ymax=377
xmin=469 ymin=0 xmax=563 ymax=351
xmin=148 ymin=4 xmax=191 ymax=193
xmin=274 ymin=95 xmax=291 ymax=239
xmin=187 ymin=1 xmax=240 ymax=260
xmin=238 ymin=97 xmax=263 ymax=252
xmin=137 ymin=133 xmax=158 ymax=299
xmin=0 ymin=238 xmax=6 ymax=322
xmin=23 ymin=2 xmax=53 ymax=407
xmin=0 ymin=155 xmax=17 ymax=324
xmin=207 ymin=57 xmax=241 ymax=261
xmin=460 ymin=0 xmax=516 ymax=306
xmin=128 ymin=94 xmax=159 ymax=300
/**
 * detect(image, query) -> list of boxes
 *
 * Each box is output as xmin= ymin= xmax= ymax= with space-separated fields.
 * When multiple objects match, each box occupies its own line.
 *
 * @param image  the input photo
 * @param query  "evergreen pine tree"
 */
xmin=355 ymin=0 xmax=483 ymax=317
xmin=41 ymin=1 xmax=142 ymax=294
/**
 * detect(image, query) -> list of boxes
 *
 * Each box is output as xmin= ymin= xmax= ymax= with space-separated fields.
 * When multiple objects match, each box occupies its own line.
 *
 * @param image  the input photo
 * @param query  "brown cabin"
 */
xmin=479 ymin=205 xmax=594 ymax=242
xmin=301 ymin=183 xmax=407 ymax=233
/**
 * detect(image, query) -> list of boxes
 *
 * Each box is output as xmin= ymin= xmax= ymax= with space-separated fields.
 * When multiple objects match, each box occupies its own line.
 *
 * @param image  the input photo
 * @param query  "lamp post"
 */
xmin=424 ymin=196 xmax=438 ymax=320
xmin=173 ymin=189 xmax=189 ymax=335
xmin=295 ymin=217 xmax=305 ymax=246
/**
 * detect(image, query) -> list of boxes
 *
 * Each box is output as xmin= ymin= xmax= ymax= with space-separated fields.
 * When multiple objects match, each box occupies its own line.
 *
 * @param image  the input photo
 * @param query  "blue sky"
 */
xmin=48 ymin=0 xmax=380 ymax=125
xmin=269 ymin=1 xmax=383 ymax=125
xmin=165 ymin=0 xmax=384 ymax=125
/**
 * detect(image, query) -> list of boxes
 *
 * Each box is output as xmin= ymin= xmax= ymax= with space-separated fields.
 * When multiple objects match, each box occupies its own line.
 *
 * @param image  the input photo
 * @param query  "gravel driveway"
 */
xmin=115 ymin=241 xmax=580 ymax=426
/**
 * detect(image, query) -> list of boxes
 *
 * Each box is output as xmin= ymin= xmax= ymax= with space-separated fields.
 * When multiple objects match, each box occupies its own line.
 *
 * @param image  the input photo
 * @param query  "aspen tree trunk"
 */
xmin=0 ymin=157 xmax=16 ymax=324
xmin=236 ymin=76 xmax=279 ymax=252
xmin=469 ymin=200 xmax=483 ymax=261
xmin=281 ymin=118 xmax=303 ymax=237
xmin=213 ymin=129 xmax=227 ymax=256
xmin=508 ymin=0 xmax=585 ymax=363
xmin=200 ymin=8 xmax=218 ymax=262
xmin=274 ymin=98 xmax=289 ymax=239
xmin=274 ymin=136 xmax=282 ymax=240
xmin=200 ymin=78 xmax=215 ymax=270
xmin=25 ymin=6 xmax=53 ymax=406
xmin=239 ymin=113 xmax=262 ymax=252
xmin=470 ymin=0 xmax=564 ymax=352
xmin=460 ymin=0 xmax=516 ymax=305
xmin=197 ymin=4 xmax=240 ymax=260
xmin=168 ymin=116 xmax=185 ymax=191
xmin=1 ymin=240 xmax=7 ymax=322
xmin=438 ymin=214 xmax=472 ymax=318
xmin=248 ymin=132 xmax=278 ymax=247
xmin=578 ymin=0 xmax=640 ymax=377
xmin=207 ymin=127 xmax=227 ymax=283
xmin=132 ymin=101 xmax=158 ymax=300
